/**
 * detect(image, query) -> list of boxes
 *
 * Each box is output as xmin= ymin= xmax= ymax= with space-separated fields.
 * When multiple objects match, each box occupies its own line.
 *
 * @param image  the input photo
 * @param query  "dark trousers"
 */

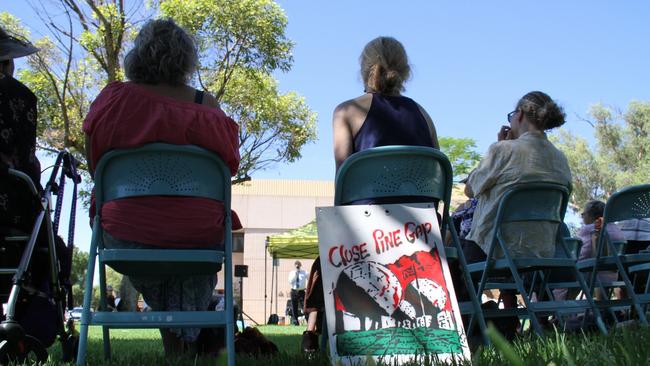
xmin=290 ymin=289 xmax=305 ymax=325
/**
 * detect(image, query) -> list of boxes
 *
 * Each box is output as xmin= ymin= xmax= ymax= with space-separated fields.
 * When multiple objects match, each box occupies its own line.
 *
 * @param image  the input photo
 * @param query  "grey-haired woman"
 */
xmin=84 ymin=18 xmax=240 ymax=356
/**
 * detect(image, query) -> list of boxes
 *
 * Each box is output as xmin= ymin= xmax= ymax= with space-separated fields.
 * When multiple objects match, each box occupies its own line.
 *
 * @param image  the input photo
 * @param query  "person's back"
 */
xmin=333 ymin=37 xmax=438 ymax=171
xmin=85 ymin=81 xmax=239 ymax=248
xmin=83 ymin=19 xmax=239 ymax=356
xmin=303 ymin=36 xmax=439 ymax=353
xmin=466 ymin=91 xmax=571 ymax=259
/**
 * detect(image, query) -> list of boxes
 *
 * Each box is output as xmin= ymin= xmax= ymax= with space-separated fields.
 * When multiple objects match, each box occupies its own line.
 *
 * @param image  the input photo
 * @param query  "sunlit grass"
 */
xmin=11 ymin=323 xmax=650 ymax=365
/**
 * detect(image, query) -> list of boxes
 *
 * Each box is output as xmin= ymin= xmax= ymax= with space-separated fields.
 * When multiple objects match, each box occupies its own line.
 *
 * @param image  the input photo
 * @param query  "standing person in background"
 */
xmin=288 ymin=260 xmax=307 ymax=325
xmin=302 ymin=36 xmax=439 ymax=353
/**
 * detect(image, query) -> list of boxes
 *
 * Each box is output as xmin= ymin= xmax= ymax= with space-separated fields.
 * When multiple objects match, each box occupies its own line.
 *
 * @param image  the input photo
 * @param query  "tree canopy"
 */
xmin=1 ymin=0 xmax=316 ymax=183
xmin=439 ymin=136 xmax=481 ymax=179
xmin=553 ymin=101 xmax=650 ymax=209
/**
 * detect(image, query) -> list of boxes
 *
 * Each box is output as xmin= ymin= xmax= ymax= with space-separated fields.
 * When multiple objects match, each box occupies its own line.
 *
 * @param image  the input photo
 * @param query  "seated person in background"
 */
xmin=0 ymin=27 xmax=42 ymax=232
xmin=302 ymin=36 xmax=439 ymax=353
xmin=554 ymin=200 xmax=625 ymax=301
xmin=463 ymin=91 xmax=571 ymax=319
xmin=83 ymin=19 xmax=240 ymax=356
xmin=577 ymin=200 xmax=625 ymax=261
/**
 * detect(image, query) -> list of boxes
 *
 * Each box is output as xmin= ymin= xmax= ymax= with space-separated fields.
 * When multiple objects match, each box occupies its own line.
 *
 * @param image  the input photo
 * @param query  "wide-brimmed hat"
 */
xmin=0 ymin=32 xmax=39 ymax=61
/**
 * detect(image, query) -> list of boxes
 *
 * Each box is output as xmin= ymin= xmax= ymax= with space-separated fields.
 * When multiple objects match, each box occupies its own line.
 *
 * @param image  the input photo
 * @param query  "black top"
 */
xmin=353 ymin=94 xmax=434 ymax=153
xmin=0 ymin=75 xmax=41 ymax=231
xmin=348 ymin=94 xmax=437 ymax=206
xmin=194 ymin=89 xmax=204 ymax=104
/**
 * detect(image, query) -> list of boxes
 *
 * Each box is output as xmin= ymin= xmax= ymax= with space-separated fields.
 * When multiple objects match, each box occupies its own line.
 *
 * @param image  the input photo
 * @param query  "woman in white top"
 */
xmin=465 ymin=91 xmax=571 ymax=260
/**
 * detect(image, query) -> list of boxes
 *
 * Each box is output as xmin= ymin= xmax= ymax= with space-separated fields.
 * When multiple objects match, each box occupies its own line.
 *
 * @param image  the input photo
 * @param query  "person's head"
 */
xmin=507 ymin=91 xmax=566 ymax=138
xmin=294 ymin=260 xmax=301 ymax=269
xmin=106 ymin=285 xmax=113 ymax=294
xmin=582 ymin=200 xmax=605 ymax=225
xmin=124 ymin=18 xmax=198 ymax=86
xmin=0 ymin=26 xmax=39 ymax=77
xmin=360 ymin=37 xmax=410 ymax=95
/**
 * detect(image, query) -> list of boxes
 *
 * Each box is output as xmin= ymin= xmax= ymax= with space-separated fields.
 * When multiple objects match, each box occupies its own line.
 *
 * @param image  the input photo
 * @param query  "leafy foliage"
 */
xmin=552 ymin=101 xmax=650 ymax=209
xmin=160 ymin=0 xmax=316 ymax=181
xmin=439 ymin=137 xmax=481 ymax=179
xmin=3 ymin=0 xmax=316 ymax=183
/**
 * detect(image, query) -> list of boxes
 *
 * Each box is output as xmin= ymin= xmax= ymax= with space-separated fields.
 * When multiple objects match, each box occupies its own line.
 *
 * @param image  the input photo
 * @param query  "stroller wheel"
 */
xmin=22 ymin=335 xmax=49 ymax=363
xmin=0 ymin=339 xmax=11 ymax=365
xmin=0 ymin=335 xmax=48 ymax=365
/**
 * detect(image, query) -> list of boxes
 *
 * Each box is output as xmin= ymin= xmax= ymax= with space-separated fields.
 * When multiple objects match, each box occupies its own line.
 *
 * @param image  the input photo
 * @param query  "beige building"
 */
xmin=219 ymin=179 xmax=466 ymax=325
xmin=217 ymin=179 xmax=334 ymax=325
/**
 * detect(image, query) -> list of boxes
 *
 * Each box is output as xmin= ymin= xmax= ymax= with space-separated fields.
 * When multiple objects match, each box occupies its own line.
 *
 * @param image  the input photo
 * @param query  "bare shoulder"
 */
xmin=334 ymin=94 xmax=372 ymax=114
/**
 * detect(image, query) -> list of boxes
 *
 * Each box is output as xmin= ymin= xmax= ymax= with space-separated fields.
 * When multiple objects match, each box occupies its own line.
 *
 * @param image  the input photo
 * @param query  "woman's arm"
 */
xmin=333 ymin=103 xmax=354 ymax=172
xmin=466 ymin=143 xmax=506 ymax=198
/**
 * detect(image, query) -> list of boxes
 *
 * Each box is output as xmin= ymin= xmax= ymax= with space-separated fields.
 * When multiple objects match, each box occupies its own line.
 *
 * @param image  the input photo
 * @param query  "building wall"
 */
xmin=218 ymin=179 xmax=466 ymax=325
xmin=225 ymin=179 xmax=334 ymax=325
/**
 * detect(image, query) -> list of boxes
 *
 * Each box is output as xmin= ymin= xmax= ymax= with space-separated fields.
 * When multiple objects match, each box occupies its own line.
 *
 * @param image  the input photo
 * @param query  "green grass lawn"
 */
xmin=11 ymin=324 xmax=650 ymax=365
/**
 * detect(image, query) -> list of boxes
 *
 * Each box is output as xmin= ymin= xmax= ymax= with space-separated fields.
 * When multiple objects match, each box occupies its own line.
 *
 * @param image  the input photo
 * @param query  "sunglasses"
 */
xmin=507 ymin=110 xmax=518 ymax=123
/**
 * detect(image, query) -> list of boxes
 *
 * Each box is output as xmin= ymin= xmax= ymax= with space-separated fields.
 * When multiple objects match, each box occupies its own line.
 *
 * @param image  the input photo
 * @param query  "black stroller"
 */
xmin=0 ymin=150 xmax=81 ymax=364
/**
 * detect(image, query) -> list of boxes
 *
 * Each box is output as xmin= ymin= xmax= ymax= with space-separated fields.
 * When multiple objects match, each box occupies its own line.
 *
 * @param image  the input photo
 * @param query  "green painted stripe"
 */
xmin=336 ymin=327 xmax=462 ymax=355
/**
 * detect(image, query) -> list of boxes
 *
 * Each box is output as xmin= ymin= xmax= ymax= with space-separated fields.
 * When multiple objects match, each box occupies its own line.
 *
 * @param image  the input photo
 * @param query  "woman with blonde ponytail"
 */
xmin=332 ymin=36 xmax=439 ymax=170
xmin=301 ymin=37 xmax=440 ymax=354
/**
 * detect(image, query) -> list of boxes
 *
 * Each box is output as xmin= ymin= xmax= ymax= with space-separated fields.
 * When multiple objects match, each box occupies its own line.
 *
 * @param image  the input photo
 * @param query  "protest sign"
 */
xmin=316 ymin=203 xmax=470 ymax=365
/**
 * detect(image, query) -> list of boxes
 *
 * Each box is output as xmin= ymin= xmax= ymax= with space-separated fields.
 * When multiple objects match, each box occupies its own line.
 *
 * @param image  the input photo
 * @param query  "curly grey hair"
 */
xmin=124 ymin=18 xmax=198 ymax=86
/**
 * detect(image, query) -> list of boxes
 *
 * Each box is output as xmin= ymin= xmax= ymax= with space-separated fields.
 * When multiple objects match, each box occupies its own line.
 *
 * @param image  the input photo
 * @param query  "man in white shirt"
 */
xmin=288 ymin=260 xmax=307 ymax=325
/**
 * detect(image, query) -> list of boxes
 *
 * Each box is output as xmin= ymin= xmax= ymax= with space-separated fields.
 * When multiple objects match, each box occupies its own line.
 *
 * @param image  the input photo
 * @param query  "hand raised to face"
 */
xmin=498 ymin=125 xmax=513 ymax=141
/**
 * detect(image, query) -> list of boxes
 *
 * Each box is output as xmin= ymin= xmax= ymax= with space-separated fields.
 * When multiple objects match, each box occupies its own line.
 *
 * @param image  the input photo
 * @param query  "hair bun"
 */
xmin=360 ymin=37 xmax=410 ymax=94
xmin=518 ymin=91 xmax=566 ymax=130
xmin=537 ymin=100 xmax=566 ymax=129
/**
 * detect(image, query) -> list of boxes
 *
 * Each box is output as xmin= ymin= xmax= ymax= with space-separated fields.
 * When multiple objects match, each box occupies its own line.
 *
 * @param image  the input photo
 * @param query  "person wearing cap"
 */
xmin=287 ymin=260 xmax=307 ymax=325
xmin=0 ymin=26 xmax=42 ymax=232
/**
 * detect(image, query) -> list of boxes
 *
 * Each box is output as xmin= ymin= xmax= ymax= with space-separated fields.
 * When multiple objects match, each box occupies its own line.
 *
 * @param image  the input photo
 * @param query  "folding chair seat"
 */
xmin=467 ymin=183 xmax=607 ymax=336
xmin=333 ymin=145 xmax=488 ymax=345
xmin=577 ymin=184 xmax=650 ymax=325
xmin=76 ymin=143 xmax=235 ymax=366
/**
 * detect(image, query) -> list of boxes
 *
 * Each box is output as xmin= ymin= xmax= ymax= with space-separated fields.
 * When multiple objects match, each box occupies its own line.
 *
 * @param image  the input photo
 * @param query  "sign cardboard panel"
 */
xmin=316 ymin=203 xmax=470 ymax=365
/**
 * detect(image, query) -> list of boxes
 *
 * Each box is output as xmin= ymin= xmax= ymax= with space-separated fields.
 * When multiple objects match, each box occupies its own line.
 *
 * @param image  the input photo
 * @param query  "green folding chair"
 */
xmin=77 ymin=143 xmax=235 ymax=366
xmin=332 ymin=145 xmax=488 ymax=345
xmin=467 ymin=183 xmax=608 ymax=336
xmin=577 ymin=184 xmax=650 ymax=325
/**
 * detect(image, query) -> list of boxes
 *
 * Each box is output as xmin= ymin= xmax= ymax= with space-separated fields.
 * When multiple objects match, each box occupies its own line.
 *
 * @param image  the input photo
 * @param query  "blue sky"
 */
xmin=261 ymin=0 xmax=650 ymax=180
xmin=5 ymin=1 xmax=650 ymax=249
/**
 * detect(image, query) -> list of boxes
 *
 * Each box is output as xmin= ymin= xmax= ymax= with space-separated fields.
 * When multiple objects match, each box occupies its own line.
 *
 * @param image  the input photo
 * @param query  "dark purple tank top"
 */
xmin=353 ymin=94 xmax=434 ymax=153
